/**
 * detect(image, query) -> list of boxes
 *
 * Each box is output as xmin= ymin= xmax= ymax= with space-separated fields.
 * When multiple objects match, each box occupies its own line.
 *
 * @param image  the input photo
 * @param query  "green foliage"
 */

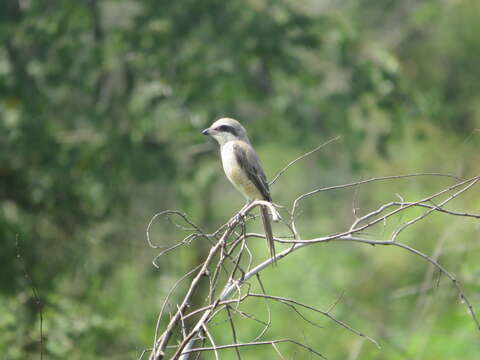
xmin=0 ymin=0 xmax=479 ymax=358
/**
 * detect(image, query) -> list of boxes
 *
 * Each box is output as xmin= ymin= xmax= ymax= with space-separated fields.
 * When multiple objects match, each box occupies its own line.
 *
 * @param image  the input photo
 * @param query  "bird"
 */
xmin=202 ymin=117 xmax=276 ymax=264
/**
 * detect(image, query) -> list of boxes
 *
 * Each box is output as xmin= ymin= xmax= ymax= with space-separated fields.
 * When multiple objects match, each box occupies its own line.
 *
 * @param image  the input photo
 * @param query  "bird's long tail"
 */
xmin=260 ymin=206 xmax=276 ymax=265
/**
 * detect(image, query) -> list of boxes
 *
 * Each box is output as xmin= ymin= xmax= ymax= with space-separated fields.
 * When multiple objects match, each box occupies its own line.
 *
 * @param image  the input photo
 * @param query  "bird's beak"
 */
xmin=202 ymin=128 xmax=210 ymax=136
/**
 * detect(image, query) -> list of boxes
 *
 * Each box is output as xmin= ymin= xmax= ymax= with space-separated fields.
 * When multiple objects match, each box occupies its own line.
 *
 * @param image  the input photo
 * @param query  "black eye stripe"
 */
xmin=217 ymin=125 xmax=237 ymax=136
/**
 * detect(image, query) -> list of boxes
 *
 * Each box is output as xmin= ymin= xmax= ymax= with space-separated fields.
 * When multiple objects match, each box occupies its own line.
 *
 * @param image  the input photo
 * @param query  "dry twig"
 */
xmin=145 ymin=144 xmax=479 ymax=360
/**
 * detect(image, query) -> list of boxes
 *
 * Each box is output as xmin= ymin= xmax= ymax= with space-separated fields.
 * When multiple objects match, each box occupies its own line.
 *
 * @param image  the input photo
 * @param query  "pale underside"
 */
xmin=221 ymin=140 xmax=265 ymax=201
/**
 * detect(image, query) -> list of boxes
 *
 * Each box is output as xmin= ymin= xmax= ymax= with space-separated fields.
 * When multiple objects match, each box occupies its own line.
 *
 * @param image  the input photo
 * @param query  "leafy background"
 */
xmin=1 ymin=0 xmax=479 ymax=359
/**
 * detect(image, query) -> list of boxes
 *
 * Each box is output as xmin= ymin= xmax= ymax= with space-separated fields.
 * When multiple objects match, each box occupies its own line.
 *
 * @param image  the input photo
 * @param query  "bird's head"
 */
xmin=202 ymin=117 xmax=249 ymax=146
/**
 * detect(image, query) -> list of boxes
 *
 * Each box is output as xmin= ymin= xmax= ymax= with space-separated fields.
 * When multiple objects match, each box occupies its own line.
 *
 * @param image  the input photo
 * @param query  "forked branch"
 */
xmin=144 ymin=143 xmax=479 ymax=360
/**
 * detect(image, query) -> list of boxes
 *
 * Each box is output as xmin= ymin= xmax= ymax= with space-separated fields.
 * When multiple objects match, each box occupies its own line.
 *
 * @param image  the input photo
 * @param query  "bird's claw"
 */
xmin=234 ymin=212 xmax=245 ymax=224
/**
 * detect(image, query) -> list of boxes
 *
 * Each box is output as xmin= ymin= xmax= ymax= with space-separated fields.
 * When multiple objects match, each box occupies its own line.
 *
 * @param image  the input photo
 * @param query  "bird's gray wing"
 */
xmin=234 ymin=142 xmax=276 ymax=265
xmin=233 ymin=142 xmax=272 ymax=202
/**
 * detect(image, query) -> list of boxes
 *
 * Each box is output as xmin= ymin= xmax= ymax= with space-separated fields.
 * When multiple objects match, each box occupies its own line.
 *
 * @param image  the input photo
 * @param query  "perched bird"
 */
xmin=202 ymin=118 xmax=276 ymax=263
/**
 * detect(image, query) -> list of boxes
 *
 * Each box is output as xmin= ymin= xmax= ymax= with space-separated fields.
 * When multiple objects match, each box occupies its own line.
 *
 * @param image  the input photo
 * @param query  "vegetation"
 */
xmin=1 ymin=0 xmax=479 ymax=358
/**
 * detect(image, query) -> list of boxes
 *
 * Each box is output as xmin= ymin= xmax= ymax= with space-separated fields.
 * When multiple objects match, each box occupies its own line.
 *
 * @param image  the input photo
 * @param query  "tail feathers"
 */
xmin=260 ymin=206 xmax=276 ymax=266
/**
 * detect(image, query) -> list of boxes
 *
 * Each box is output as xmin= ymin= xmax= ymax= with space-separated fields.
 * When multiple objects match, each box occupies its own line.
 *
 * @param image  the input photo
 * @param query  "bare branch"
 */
xmin=202 ymin=324 xmax=219 ymax=360
xmin=391 ymin=178 xmax=479 ymax=241
xmin=248 ymin=293 xmax=380 ymax=348
xmin=149 ymin=227 xmax=235 ymax=359
xmin=225 ymin=306 xmax=242 ymax=360
xmin=147 ymin=210 xmax=206 ymax=249
xmin=270 ymin=136 xmax=341 ymax=186
xmin=146 ymin=141 xmax=479 ymax=360
xmin=152 ymin=263 xmax=204 ymax=350
xmin=181 ymin=339 xmax=326 ymax=359
xmin=293 ymin=172 xmax=464 ymax=222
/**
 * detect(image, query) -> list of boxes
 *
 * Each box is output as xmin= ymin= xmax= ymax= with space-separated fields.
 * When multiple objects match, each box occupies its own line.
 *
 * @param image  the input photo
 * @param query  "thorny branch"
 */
xmin=144 ymin=144 xmax=480 ymax=360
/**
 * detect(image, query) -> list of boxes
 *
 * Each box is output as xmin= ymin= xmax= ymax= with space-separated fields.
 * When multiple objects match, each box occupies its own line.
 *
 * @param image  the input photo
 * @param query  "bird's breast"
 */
xmin=220 ymin=142 xmax=262 ymax=200
xmin=221 ymin=142 xmax=245 ymax=184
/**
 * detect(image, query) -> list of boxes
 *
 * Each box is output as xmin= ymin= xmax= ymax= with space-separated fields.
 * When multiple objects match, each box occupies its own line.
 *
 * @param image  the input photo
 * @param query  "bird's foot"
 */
xmin=234 ymin=212 xmax=247 ymax=225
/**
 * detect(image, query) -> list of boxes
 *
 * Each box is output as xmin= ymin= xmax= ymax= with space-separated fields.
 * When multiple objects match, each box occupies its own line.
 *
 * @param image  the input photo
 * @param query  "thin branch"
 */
xmin=181 ymin=339 xmax=326 ymax=359
xmin=150 ymin=226 xmax=234 ymax=359
xmin=292 ymin=172 xmax=464 ymax=223
xmin=202 ymin=324 xmax=219 ymax=360
xmin=148 ymin=171 xmax=479 ymax=360
xmin=146 ymin=210 xmax=206 ymax=249
xmin=272 ymin=342 xmax=287 ymax=360
xmin=226 ymin=305 xmax=270 ymax=328
xmin=152 ymin=264 xmax=203 ymax=349
xmin=16 ymin=236 xmax=44 ymax=360
xmin=226 ymin=306 xmax=242 ymax=360
xmin=412 ymin=202 xmax=480 ymax=218
xmin=251 ymin=274 xmax=272 ymax=341
xmin=326 ymin=291 xmax=345 ymax=314
xmin=220 ymin=230 xmax=480 ymax=332
xmin=391 ymin=178 xmax=479 ymax=241
xmin=247 ymin=293 xmax=380 ymax=348
xmin=270 ymin=136 xmax=341 ymax=186
xmin=333 ymin=236 xmax=479 ymax=330
xmin=138 ymin=349 xmax=152 ymax=360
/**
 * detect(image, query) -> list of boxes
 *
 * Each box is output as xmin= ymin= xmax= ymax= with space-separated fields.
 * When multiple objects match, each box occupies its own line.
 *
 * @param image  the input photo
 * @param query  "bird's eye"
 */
xmin=215 ymin=124 xmax=237 ymax=136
